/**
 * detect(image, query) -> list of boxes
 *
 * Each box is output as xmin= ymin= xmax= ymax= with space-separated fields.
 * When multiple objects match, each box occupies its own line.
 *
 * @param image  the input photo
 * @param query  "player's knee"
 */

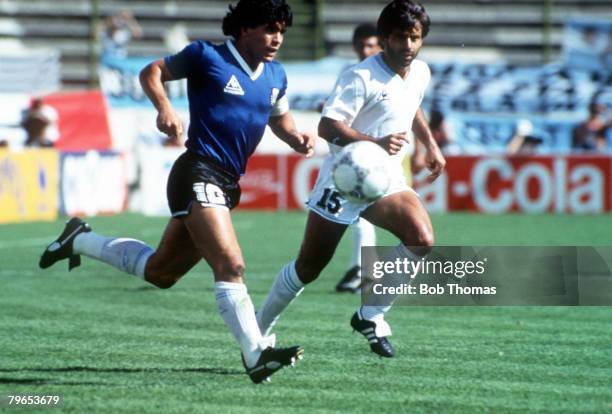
xmin=294 ymin=257 xmax=324 ymax=284
xmin=213 ymin=259 xmax=245 ymax=281
xmin=402 ymin=226 xmax=434 ymax=252
xmin=154 ymin=278 xmax=177 ymax=289
xmin=418 ymin=229 xmax=435 ymax=248
xmin=228 ymin=261 xmax=245 ymax=279
xmin=143 ymin=253 xmax=188 ymax=289
xmin=147 ymin=273 xmax=180 ymax=289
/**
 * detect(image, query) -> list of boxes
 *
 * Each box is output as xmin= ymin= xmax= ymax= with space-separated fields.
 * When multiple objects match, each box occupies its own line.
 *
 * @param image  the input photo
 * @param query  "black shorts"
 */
xmin=167 ymin=151 xmax=241 ymax=217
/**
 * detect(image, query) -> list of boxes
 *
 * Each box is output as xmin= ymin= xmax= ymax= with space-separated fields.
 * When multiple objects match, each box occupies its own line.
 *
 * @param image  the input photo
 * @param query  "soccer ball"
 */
xmin=331 ymin=141 xmax=391 ymax=203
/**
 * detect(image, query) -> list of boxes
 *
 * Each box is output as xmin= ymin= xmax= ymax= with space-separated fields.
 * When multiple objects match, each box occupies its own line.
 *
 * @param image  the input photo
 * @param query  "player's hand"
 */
xmin=156 ymin=109 xmax=183 ymax=139
xmin=377 ymin=132 xmax=408 ymax=155
xmin=293 ymin=132 xmax=316 ymax=158
xmin=424 ymin=145 xmax=446 ymax=183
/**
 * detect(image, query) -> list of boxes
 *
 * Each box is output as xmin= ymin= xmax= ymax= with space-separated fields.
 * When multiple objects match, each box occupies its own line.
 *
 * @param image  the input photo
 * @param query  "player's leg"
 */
xmin=39 ymin=151 xmax=204 ymax=284
xmin=295 ymin=211 xmax=348 ymax=283
xmin=336 ymin=218 xmax=376 ymax=293
xmin=257 ymin=211 xmax=347 ymax=335
xmin=39 ymin=216 xmax=200 ymax=287
xmin=362 ymin=189 xmax=433 ymax=249
xmin=182 ymin=204 xmax=245 ymax=282
xmin=258 ymin=156 xmax=362 ymax=335
xmin=143 ymin=217 xmax=202 ymax=287
xmin=350 ymin=189 xmax=433 ymax=357
xmin=185 ymin=203 xmax=302 ymax=383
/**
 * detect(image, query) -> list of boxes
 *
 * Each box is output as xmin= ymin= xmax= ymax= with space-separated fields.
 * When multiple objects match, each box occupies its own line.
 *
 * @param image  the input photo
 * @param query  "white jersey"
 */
xmin=322 ymin=53 xmax=430 ymax=167
xmin=308 ymin=54 xmax=429 ymax=225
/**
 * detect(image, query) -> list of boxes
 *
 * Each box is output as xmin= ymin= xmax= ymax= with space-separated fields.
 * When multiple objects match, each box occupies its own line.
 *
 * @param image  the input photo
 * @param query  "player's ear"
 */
xmin=238 ymin=26 xmax=251 ymax=39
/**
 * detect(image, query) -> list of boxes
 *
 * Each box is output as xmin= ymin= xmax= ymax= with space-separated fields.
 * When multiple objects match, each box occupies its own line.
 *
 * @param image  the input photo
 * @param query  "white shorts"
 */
xmin=306 ymin=155 xmax=413 ymax=225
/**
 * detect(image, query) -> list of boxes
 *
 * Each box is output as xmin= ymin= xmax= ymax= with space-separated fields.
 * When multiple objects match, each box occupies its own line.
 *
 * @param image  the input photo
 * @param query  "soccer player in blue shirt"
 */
xmin=39 ymin=0 xmax=315 ymax=384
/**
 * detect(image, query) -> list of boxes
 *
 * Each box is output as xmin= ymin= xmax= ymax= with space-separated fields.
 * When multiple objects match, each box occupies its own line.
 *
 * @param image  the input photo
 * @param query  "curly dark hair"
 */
xmin=352 ymin=23 xmax=378 ymax=46
xmin=222 ymin=0 xmax=293 ymax=39
xmin=377 ymin=0 xmax=430 ymax=39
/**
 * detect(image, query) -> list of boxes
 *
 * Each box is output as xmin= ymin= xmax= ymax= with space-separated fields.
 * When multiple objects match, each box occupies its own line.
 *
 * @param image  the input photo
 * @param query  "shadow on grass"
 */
xmin=0 ymin=366 xmax=241 ymax=375
xmin=0 ymin=366 xmax=242 ymax=385
xmin=0 ymin=377 xmax=111 ymax=386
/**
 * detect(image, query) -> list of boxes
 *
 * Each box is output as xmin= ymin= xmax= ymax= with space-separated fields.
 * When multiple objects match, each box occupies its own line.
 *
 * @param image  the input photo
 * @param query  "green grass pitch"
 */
xmin=1 ymin=212 xmax=611 ymax=413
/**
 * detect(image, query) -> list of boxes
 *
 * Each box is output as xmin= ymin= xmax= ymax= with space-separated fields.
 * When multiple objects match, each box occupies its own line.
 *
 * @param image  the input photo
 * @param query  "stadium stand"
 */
xmin=1 ymin=0 xmax=610 ymax=89
xmin=323 ymin=0 xmax=612 ymax=63
xmin=0 ymin=0 xmax=319 ymax=88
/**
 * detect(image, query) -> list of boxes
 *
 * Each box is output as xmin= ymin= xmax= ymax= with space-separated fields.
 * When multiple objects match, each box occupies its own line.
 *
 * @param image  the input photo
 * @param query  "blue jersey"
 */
xmin=165 ymin=40 xmax=288 ymax=176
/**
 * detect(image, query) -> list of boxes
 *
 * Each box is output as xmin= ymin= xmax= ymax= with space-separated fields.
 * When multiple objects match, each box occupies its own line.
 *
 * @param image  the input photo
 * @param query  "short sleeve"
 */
xmin=164 ymin=41 xmax=209 ymax=80
xmin=277 ymin=65 xmax=288 ymax=100
xmin=270 ymin=96 xmax=289 ymax=116
xmin=321 ymin=70 xmax=366 ymax=125
xmin=270 ymin=64 xmax=289 ymax=116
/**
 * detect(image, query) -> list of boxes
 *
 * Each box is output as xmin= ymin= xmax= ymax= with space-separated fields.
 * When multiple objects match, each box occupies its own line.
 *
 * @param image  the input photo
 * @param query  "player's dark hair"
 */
xmin=377 ymin=0 xmax=430 ymax=39
xmin=352 ymin=23 xmax=378 ymax=46
xmin=222 ymin=0 xmax=293 ymax=39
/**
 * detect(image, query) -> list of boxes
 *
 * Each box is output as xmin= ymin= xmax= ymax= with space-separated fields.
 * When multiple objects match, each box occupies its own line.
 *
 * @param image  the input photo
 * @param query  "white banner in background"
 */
xmin=0 ymin=49 xmax=60 ymax=93
xmin=131 ymin=146 xmax=183 ymax=216
xmin=60 ymin=151 xmax=127 ymax=216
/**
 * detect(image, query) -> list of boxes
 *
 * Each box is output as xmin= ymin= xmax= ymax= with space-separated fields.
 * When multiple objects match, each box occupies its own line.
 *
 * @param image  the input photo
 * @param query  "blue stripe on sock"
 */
xmin=132 ymin=246 xmax=152 ymax=274
xmin=215 ymin=293 xmax=232 ymax=300
xmin=283 ymin=266 xmax=300 ymax=293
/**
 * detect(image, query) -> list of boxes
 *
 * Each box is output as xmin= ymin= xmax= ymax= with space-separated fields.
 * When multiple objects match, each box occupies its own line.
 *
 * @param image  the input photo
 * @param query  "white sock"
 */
xmin=73 ymin=232 xmax=153 ymax=278
xmin=350 ymin=218 xmax=376 ymax=268
xmin=257 ymin=261 xmax=304 ymax=336
xmin=215 ymin=282 xmax=272 ymax=367
xmin=358 ymin=305 xmax=392 ymax=337
xmin=359 ymin=244 xmax=423 ymax=337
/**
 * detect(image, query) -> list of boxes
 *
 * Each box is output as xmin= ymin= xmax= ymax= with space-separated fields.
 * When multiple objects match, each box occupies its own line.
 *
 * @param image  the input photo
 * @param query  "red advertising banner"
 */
xmin=240 ymin=154 xmax=612 ymax=213
xmin=418 ymin=155 xmax=612 ymax=214
xmin=239 ymin=155 xmax=283 ymax=209
xmin=44 ymin=90 xmax=113 ymax=151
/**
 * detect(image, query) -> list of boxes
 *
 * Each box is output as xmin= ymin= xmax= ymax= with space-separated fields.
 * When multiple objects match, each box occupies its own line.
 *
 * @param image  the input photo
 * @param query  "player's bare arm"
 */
xmin=412 ymin=108 xmax=445 ymax=182
xmin=318 ymin=116 xmax=407 ymax=155
xmin=411 ymin=141 xmax=426 ymax=174
xmin=139 ymin=59 xmax=184 ymax=139
xmin=268 ymin=112 xmax=316 ymax=157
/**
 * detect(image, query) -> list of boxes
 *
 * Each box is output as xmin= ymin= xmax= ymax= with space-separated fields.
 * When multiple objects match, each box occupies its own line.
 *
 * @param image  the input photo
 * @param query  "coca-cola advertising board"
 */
xmin=239 ymin=154 xmax=611 ymax=214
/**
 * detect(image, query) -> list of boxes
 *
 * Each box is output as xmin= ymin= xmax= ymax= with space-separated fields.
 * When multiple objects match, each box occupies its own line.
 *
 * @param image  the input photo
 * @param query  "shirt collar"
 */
xmin=375 ymin=54 xmax=398 ymax=78
xmin=226 ymin=40 xmax=264 ymax=81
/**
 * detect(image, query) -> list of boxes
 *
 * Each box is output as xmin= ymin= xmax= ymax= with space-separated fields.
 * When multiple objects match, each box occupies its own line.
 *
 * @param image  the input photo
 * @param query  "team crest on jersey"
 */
xmin=224 ymin=75 xmax=245 ymax=96
xmin=270 ymin=88 xmax=280 ymax=106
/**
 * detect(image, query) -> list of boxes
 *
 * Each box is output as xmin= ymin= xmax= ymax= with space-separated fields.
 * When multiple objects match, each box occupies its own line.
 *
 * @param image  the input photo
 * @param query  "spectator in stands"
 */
xmin=21 ymin=98 xmax=59 ymax=148
xmin=581 ymin=25 xmax=609 ymax=67
xmin=101 ymin=10 xmax=143 ymax=59
xmin=164 ymin=23 xmax=190 ymax=54
xmin=507 ymin=118 xmax=543 ymax=155
xmin=429 ymin=109 xmax=460 ymax=154
xmin=572 ymin=102 xmax=609 ymax=152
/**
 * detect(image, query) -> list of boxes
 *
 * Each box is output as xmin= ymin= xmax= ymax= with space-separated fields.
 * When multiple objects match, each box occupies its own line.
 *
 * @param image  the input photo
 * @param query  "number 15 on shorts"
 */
xmin=316 ymin=188 xmax=343 ymax=214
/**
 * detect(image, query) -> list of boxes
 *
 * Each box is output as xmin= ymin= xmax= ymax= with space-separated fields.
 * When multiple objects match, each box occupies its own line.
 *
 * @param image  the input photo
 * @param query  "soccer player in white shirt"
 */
xmin=257 ymin=0 xmax=445 ymax=358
